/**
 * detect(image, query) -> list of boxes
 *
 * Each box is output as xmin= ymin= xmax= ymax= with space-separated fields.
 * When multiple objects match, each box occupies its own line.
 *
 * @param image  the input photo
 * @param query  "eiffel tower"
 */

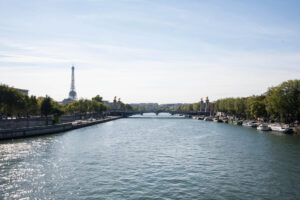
xmin=68 ymin=66 xmax=77 ymax=100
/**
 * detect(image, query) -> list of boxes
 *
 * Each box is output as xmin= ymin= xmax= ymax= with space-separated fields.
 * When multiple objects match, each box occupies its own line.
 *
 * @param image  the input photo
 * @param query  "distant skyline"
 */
xmin=0 ymin=0 xmax=299 ymax=103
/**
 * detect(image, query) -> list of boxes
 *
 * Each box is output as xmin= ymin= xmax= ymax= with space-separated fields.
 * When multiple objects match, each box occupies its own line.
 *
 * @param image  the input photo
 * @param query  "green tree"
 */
xmin=92 ymin=95 xmax=103 ymax=103
xmin=26 ymin=95 xmax=39 ymax=116
xmin=234 ymin=98 xmax=246 ymax=117
xmin=125 ymin=104 xmax=134 ymax=111
xmin=51 ymin=100 xmax=64 ymax=123
xmin=265 ymin=80 xmax=300 ymax=123
xmin=41 ymin=96 xmax=53 ymax=125
xmin=249 ymin=100 xmax=266 ymax=119
xmin=0 ymin=84 xmax=27 ymax=117
xmin=193 ymin=102 xmax=200 ymax=111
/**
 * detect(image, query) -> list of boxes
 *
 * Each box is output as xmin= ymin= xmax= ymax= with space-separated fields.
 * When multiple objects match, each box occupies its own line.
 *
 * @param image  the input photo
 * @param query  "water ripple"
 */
xmin=1 ymin=114 xmax=300 ymax=199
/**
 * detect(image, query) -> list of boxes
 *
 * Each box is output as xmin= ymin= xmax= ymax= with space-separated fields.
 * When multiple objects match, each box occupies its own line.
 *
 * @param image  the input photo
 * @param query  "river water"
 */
xmin=0 ymin=113 xmax=300 ymax=199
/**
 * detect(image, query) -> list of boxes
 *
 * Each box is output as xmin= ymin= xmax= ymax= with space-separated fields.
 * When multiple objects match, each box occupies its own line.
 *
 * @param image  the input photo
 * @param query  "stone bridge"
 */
xmin=109 ymin=110 xmax=211 ymax=117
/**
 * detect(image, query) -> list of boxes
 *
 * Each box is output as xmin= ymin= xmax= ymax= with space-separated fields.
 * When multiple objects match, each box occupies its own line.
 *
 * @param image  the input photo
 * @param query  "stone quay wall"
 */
xmin=0 ymin=117 xmax=53 ymax=130
xmin=0 ymin=113 xmax=109 ymax=130
xmin=0 ymin=116 xmax=121 ymax=140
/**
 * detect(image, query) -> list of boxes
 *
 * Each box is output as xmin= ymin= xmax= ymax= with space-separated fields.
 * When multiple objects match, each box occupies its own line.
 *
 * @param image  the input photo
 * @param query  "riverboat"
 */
xmin=231 ymin=120 xmax=243 ymax=125
xmin=213 ymin=117 xmax=223 ymax=123
xmin=221 ymin=117 xmax=228 ymax=123
xmin=242 ymin=121 xmax=258 ymax=128
xmin=257 ymin=124 xmax=271 ymax=131
xmin=198 ymin=116 xmax=204 ymax=120
xmin=268 ymin=124 xmax=293 ymax=133
xmin=204 ymin=117 xmax=213 ymax=121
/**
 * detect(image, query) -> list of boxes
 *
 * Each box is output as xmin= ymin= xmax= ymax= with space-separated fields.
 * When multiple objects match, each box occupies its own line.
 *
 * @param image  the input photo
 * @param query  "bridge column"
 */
xmin=200 ymin=98 xmax=204 ymax=112
xmin=117 ymin=98 xmax=121 ymax=110
xmin=205 ymin=97 xmax=210 ymax=113
xmin=113 ymin=96 xmax=117 ymax=111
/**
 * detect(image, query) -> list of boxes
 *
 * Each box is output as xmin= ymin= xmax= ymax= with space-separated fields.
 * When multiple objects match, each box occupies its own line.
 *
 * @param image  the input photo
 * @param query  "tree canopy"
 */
xmin=215 ymin=79 xmax=300 ymax=123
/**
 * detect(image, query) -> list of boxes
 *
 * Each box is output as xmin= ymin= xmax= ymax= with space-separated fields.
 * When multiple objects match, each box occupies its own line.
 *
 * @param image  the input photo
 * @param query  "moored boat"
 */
xmin=269 ymin=124 xmax=293 ymax=133
xmin=213 ymin=117 xmax=223 ymax=123
xmin=198 ymin=116 xmax=204 ymax=120
xmin=221 ymin=117 xmax=228 ymax=123
xmin=204 ymin=117 xmax=213 ymax=121
xmin=257 ymin=123 xmax=271 ymax=131
xmin=242 ymin=121 xmax=258 ymax=128
xmin=232 ymin=120 xmax=243 ymax=125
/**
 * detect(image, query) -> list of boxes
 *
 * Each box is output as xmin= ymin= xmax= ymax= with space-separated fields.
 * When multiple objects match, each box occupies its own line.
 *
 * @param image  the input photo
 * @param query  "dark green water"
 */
xmin=1 ymin=113 xmax=300 ymax=199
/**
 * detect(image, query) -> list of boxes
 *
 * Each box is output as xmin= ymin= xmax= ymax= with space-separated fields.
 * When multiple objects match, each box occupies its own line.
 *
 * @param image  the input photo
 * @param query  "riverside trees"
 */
xmin=173 ymin=79 xmax=299 ymax=124
xmin=40 ymin=96 xmax=53 ymax=122
xmin=40 ymin=96 xmax=64 ymax=124
xmin=0 ymin=85 xmax=64 ymax=122
xmin=63 ymin=96 xmax=109 ymax=116
xmin=0 ymin=84 xmax=39 ymax=118
xmin=0 ymin=85 xmax=109 ymax=121
xmin=215 ymin=80 xmax=300 ymax=123
xmin=215 ymin=96 xmax=266 ymax=119
xmin=265 ymin=80 xmax=300 ymax=123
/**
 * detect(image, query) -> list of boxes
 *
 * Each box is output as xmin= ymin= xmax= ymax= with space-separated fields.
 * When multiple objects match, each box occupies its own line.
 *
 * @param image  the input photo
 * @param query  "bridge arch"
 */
xmin=110 ymin=110 xmax=211 ymax=117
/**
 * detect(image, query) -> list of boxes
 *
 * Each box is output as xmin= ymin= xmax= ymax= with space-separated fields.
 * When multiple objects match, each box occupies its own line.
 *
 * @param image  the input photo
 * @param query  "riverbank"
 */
xmin=0 ymin=116 xmax=122 ymax=140
xmin=188 ymin=114 xmax=299 ymax=134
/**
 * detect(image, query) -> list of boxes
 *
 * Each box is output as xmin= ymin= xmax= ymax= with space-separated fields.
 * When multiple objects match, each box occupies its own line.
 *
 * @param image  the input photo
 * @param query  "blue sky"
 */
xmin=0 ymin=0 xmax=299 ymax=103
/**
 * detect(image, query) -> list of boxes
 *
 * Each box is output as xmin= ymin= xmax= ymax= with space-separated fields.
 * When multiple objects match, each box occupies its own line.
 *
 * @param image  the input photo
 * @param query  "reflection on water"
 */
xmin=1 ymin=113 xmax=300 ymax=199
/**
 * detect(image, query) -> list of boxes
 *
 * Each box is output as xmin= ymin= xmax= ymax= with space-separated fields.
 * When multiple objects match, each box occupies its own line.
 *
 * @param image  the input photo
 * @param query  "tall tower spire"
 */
xmin=68 ymin=66 xmax=77 ymax=100
xmin=71 ymin=66 xmax=75 ymax=91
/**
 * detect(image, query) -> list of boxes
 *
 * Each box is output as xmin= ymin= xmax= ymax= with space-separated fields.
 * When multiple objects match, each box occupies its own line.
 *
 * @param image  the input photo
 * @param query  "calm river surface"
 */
xmin=1 ymin=113 xmax=300 ymax=199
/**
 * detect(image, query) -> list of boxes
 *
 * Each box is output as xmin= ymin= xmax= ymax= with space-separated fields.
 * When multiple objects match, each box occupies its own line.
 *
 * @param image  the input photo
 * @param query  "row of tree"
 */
xmin=215 ymin=80 xmax=299 ymax=123
xmin=0 ymin=84 xmax=133 ymax=121
xmin=215 ymin=96 xmax=266 ymax=119
xmin=172 ymin=79 xmax=299 ymax=123
xmin=175 ymin=80 xmax=299 ymax=123
xmin=64 ymin=95 xmax=109 ymax=115
xmin=1 ymin=85 xmax=40 ymax=117
xmin=0 ymin=85 xmax=69 ymax=122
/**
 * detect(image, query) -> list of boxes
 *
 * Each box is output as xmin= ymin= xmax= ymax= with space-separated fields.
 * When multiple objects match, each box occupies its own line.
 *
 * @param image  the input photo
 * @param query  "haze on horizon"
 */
xmin=0 ymin=0 xmax=299 ymax=104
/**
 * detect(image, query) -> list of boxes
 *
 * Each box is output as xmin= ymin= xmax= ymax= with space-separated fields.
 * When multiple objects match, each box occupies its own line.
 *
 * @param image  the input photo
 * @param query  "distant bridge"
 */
xmin=109 ymin=110 xmax=211 ymax=117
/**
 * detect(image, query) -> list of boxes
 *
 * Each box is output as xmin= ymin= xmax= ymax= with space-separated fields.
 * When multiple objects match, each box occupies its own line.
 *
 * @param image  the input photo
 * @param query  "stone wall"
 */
xmin=0 ymin=117 xmax=53 ymax=130
xmin=0 ymin=123 xmax=73 ymax=140
xmin=0 ymin=113 xmax=108 ymax=130
xmin=0 ymin=116 xmax=121 ymax=140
